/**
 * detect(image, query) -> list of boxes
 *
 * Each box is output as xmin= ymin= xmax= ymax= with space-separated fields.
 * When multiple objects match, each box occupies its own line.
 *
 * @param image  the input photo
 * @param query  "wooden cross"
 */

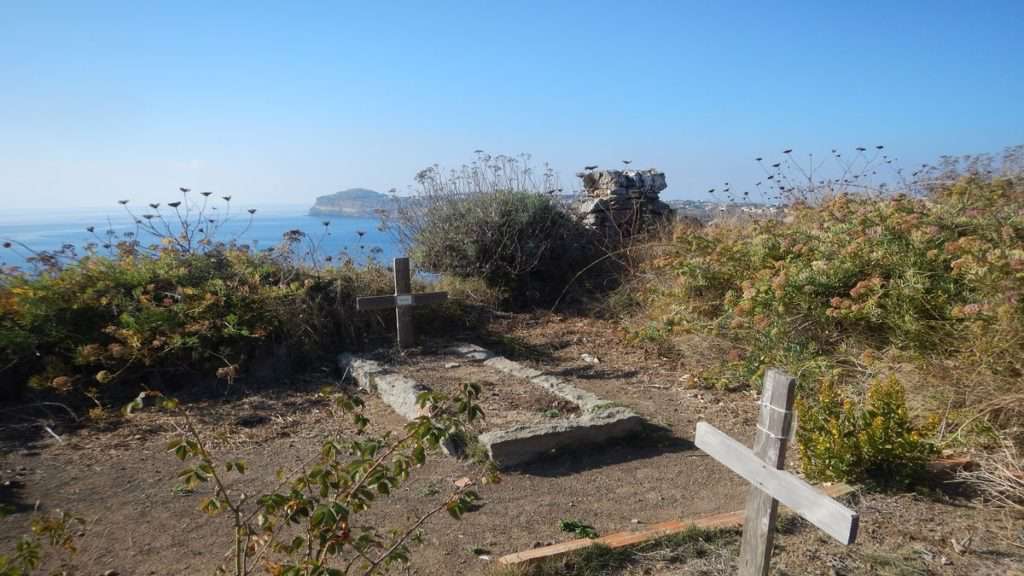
xmin=694 ymin=369 xmax=859 ymax=576
xmin=356 ymin=257 xmax=448 ymax=349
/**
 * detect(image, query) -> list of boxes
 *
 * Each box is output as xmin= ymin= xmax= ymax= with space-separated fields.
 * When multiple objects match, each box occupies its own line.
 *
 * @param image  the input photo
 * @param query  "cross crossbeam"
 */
xmin=355 ymin=257 xmax=448 ymax=349
xmin=694 ymin=423 xmax=859 ymax=545
xmin=356 ymin=292 xmax=449 ymax=311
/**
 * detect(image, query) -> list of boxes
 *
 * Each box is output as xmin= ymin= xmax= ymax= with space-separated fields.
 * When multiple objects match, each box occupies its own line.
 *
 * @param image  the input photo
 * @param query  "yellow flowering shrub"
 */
xmin=796 ymin=376 xmax=936 ymax=487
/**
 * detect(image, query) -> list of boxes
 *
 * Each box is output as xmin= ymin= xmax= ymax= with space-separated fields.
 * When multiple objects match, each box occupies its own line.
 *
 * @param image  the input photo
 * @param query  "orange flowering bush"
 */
xmin=631 ymin=174 xmax=1023 ymax=478
xmin=656 ymin=176 xmax=1023 ymax=387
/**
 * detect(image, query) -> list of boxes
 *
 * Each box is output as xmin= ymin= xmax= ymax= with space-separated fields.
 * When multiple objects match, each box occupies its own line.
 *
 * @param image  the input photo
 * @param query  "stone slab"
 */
xmin=480 ymin=409 xmax=644 ymax=468
xmin=339 ymin=354 xmax=429 ymax=420
xmin=443 ymin=343 xmax=494 ymax=361
xmin=483 ymin=356 xmax=544 ymax=379
xmin=341 ymin=343 xmax=646 ymax=469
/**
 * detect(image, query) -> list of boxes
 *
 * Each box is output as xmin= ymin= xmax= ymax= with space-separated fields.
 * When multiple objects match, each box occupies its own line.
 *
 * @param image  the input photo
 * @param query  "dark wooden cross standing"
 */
xmin=695 ymin=369 xmax=859 ymax=576
xmin=356 ymin=257 xmax=448 ymax=349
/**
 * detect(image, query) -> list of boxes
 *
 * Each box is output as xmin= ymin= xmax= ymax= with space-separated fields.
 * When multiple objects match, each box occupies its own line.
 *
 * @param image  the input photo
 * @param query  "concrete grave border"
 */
xmin=339 ymin=343 xmax=644 ymax=468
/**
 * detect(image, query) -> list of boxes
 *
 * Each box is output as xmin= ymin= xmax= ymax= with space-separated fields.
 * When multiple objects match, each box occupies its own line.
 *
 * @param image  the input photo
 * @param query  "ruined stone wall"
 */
xmin=574 ymin=169 xmax=674 ymax=236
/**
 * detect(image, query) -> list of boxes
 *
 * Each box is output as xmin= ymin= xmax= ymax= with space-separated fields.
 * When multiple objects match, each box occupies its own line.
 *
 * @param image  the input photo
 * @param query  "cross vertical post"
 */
xmin=738 ymin=369 xmax=797 ymax=576
xmin=393 ymin=257 xmax=414 ymax=349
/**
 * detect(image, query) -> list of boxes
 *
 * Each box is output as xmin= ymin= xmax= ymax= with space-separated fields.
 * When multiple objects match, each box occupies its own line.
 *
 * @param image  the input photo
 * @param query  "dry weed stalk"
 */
xmin=958 ymin=435 xmax=1024 ymax=511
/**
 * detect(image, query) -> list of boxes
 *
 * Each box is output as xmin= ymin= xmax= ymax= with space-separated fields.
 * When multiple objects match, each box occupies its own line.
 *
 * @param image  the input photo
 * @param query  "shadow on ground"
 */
xmin=547 ymin=365 xmax=642 ymax=381
xmin=479 ymin=332 xmax=564 ymax=364
xmin=507 ymin=422 xmax=705 ymax=477
xmin=0 ymin=477 xmax=32 ymax=517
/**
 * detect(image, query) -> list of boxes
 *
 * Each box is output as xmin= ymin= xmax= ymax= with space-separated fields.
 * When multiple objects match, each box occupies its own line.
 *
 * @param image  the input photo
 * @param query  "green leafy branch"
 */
xmin=128 ymin=382 xmax=489 ymax=576
xmin=0 ymin=511 xmax=85 ymax=576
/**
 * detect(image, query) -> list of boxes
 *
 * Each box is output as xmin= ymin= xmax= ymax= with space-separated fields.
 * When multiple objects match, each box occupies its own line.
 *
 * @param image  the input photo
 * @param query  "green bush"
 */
xmin=0 ymin=189 xmax=489 ymax=405
xmin=0 ymin=244 xmax=471 ymax=401
xmin=796 ymin=376 xmax=936 ymax=487
xmin=409 ymin=189 xmax=594 ymax=306
xmin=0 ymin=511 xmax=84 ymax=576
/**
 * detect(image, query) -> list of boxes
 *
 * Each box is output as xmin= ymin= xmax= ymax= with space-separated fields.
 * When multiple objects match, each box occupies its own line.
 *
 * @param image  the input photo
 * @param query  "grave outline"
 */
xmin=339 ymin=342 xmax=643 ymax=468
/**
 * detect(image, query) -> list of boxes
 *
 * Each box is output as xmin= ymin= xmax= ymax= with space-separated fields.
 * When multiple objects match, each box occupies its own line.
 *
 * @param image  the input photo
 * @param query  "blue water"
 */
xmin=0 ymin=204 xmax=402 ymax=271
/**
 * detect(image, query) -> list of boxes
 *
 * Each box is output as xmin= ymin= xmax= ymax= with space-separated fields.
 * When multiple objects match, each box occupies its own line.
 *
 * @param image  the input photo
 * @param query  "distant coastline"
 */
xmin=309 ymin=188 xmax=395 ymax=218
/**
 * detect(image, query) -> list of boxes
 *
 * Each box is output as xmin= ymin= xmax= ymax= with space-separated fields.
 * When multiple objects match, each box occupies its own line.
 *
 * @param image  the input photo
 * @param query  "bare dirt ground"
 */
xmin=1 ymin=312 xmax=1022 ymax=575
xmin=397 ymin=347 xmax=581 ymax=431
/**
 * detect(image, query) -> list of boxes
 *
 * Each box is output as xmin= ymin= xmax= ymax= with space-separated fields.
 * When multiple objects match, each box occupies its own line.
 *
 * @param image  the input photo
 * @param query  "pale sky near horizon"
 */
xmin=2 ymin=1 xmax=1022 ymax=210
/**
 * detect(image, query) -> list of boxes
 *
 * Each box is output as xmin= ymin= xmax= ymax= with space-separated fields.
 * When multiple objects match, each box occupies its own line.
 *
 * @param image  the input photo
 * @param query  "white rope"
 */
xmin=759 ymin=401 xmax=792 ymax=415
xmin=755 ymin=424 xmax=790 ymax=440
xmin=756 ymin=398 xmax=794 ymax=440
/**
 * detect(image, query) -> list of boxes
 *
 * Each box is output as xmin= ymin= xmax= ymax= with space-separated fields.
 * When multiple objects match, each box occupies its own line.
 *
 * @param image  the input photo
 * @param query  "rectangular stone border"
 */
xmin=339 ymin=343 xmax=644 ymax=468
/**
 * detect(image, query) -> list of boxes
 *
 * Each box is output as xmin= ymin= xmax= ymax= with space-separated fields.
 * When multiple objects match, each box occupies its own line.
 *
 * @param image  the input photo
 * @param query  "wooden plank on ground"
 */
xmin=496 ymin=483 xmax=855 ymax=565
xmin=695 ymin=422 xmax=859 ymax=545
xmin=927 ymin=456 xmax=974 ymax=475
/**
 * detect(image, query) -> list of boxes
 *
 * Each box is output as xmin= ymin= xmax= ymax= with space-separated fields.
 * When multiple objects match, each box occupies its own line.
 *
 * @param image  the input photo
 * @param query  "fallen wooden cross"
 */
xmin=695 ymin=369 xmax=859 ymax=575
xmin=498 ymin=369 xmax=860 ymax=573
xmin=356 ymin=257 xmax=447 ymax=349
xmin=498 ymin=451 xmax=975 ymax=566
xmin=496 ymin=483 xmax=855 ymax=565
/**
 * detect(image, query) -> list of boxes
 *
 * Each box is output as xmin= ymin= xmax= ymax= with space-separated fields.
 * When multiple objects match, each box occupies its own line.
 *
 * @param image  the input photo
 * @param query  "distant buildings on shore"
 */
xmin=666 ymin=199 xmax=784 ymax=224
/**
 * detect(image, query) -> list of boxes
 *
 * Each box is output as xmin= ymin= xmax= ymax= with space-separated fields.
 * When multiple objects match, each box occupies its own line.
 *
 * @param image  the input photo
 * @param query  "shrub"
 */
xmin=0 ymin=511 xmax=84 ymax=576
xmin=410 ymin=190 xmax=592 ymax=305
xmin=0 ymin=247 xmax=404 ymax=401
xmin=629 ymin=172 xmax=1024 ymax=436
xmin=559 ymin=519 xmax=599 ymax=539
xmin=796 ymin=376 xmax=936 ymax=487
xmin=391 ymin=153 xmax=597 ymax=307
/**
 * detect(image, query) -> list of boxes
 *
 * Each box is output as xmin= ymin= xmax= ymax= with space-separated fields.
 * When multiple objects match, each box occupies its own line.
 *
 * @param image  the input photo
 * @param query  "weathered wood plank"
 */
xmin=738 ymin=369 xmax=796 ymax=576
xmin=356 ymin=295 xmax=398 ymax=311
xmin=394 ymin=257 xmax=414 ymax=348
xmin=356 ymin=291 xmax=448 ymax=311
xmin=496 ymin=483 xmax=856 ymax=565
xmin=413 ymin=291 xmax=448 ymax=306
xmin=695 ymin=422 xmax=859 ymax=545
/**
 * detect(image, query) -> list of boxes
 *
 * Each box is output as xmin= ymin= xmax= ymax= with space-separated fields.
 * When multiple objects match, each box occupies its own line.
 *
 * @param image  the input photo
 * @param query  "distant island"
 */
xmin=309 ymin=188 xmax=395 ymax=217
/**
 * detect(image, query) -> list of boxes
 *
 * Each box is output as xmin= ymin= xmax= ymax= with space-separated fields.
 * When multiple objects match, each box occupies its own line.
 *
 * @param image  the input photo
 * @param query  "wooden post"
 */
xmin=738 ymin=369 xmax=796 ymax=576
xmin=393 ymin=257 xmax=414 ymax=349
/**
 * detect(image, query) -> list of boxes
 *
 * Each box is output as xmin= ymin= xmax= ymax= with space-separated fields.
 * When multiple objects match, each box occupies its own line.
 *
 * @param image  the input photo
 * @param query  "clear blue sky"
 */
xmin=2 ymin=1 xmax=1022 ymax=209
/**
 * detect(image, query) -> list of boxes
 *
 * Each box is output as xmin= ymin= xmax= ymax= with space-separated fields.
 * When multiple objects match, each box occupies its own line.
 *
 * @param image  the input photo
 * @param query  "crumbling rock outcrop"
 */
xmin=574 ymin=169 xmax=674 ymax=236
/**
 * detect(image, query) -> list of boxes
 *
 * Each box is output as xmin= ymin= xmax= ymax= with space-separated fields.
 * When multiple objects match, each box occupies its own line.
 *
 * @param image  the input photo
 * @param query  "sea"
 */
xmin=0 ymin=204 xmax=402 ymax=271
